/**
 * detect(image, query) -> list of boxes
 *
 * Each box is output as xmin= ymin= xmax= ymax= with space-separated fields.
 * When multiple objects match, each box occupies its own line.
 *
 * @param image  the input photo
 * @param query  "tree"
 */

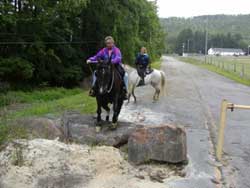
xmin=0 ymin=0 xmax=165 ymax=89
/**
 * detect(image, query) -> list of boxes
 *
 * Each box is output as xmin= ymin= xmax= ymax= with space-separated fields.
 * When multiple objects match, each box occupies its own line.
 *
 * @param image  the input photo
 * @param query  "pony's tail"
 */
xmin=160 ymin=71 xmax=166 ymax=96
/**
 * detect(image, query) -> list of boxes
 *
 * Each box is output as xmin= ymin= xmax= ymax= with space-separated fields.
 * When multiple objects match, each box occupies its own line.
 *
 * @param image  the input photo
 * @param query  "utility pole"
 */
xmin=205 ymin=17 xmax=208 ymax=63
xmin=182 ymin=43 xmax=185 ymax=56
xmin=187 ymin=39 xmax=190 ymax=53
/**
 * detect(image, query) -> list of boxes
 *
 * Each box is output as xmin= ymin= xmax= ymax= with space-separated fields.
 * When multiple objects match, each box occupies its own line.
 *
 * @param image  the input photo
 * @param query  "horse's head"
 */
xmin=96 ymin=60 xmax=113 ymax=95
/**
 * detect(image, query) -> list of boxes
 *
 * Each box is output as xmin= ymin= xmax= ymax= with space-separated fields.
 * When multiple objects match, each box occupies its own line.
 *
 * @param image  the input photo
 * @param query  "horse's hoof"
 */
xmin=96 ymin=126 xmax=101 ymax=133
xmin=111 ymin=123 xmax=118 ymax=130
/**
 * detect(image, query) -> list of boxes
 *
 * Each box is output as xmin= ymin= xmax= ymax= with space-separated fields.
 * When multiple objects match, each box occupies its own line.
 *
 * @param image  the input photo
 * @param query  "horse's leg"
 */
xmin=132 ymin=86 xmax=137 ymax=103
xmin=96 ymin=98 xmax=102 ymax=132
xmin=127 ymin=93 xmax=131 ymax=104
xmin=111 ymin=95 xmax=120 ymax=129
xmin=151 ymin=83 xmax=157 ymax=101
xmin=103 ymin=104 xmax=110 ymax=122
xmin=112 ymin=97 xmax=124 ymax=129
xmin=153 ymin=91 xmax=157 ymax=101
xmin=117 ymin=98 xmax=124 ymax=115
xmin=156 ymin=88 xmax=161 ymax=100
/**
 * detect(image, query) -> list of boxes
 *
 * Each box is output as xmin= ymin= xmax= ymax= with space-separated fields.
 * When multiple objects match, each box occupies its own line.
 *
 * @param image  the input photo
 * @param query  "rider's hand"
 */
xmin=86 ymin=60 xmax=91 ymax=64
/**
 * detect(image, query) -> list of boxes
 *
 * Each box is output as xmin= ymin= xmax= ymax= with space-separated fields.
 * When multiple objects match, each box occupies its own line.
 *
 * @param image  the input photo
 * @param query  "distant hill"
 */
xmin=161 ymin=14 xmax=250 ymax=45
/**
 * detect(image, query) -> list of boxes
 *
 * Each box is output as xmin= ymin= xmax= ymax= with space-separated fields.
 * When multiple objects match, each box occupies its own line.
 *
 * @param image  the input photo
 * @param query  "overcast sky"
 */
xmin=157 ymin=0 xmax=250 ymax=18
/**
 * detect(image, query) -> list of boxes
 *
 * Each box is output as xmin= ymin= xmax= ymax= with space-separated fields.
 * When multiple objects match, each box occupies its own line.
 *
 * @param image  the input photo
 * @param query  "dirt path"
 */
xmin=120 ymin=56 xmax=250 ymax=188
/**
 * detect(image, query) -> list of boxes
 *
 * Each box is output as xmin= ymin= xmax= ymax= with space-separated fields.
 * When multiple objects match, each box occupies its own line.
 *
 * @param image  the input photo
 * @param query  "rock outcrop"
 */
xmin=17 ymin=118 xmax=64 ymax=140
xmin=61 ymin=112 xmax=143 ymax=147
xmin=128 ymin=124 xmax=187 ymax=164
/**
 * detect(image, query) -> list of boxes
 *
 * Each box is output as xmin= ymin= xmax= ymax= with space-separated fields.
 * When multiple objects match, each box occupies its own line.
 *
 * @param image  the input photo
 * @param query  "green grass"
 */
xmin=8 ymin=92 xmax=96 ymax=119
xmin=1 ymin=89 xmax=96 ymax=120
xmin=0 ymin=88 xmax=96 ymax=146
xmin=0 ymin=123 xmax=27 ymax=147
xmin=178 ymin=57 xmax=250 ymax=86
xmin=151 ymin=59 xmax=162 ymax=70
xmin=0 ymin=87 xmax=83 ymax=107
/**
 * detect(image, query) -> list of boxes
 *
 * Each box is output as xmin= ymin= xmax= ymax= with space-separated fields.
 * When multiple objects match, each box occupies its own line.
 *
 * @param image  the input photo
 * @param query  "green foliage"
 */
xmin=151 ymin=60 xmax=162 ymax=70
xmin=0 ymin=123 xmax=28 ymax=147
xmin=0 ymin=0 xmax=165 ymax=88
xmin=0 ymin=124 xmax=9 ymax=146
xmin=0 ymin=58 xmax=33 ymax=83
xmin=80 ymin=0 xmax=165 ymax=63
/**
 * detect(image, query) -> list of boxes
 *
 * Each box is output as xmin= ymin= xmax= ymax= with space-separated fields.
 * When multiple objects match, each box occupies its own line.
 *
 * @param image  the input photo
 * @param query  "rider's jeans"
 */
xmin=92 ymin=71 xmax=128 ymax=91
xmin=92 ymin=71 xmax=97 ymax=86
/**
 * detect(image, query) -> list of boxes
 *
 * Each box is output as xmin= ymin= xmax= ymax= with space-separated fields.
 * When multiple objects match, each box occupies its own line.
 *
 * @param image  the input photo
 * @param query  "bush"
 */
xmin=0 ymin=57 xmax=33 ymax=84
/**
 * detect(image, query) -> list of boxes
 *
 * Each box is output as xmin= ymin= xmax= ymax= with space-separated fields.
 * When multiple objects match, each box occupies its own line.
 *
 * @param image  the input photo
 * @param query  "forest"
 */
xmin=0 ymin=0 xmax=165 ymax=89
xmin=161 ymin=14 xmax=250 ymax=54
xmin=174 ymin=29 xmax=246 ymax=55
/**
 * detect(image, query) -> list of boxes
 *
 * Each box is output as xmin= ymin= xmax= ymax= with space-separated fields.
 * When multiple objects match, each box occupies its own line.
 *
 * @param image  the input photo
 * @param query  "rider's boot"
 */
xmin=89 ymin=71 xmax=97 ymax=97
xmin=141 ymin=77 xmax=145 ymax=85
xmin=89 ymin=85 xmax=96 ymax=97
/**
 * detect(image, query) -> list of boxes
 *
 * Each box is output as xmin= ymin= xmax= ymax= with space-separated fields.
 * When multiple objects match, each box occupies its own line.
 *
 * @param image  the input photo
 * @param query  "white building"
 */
xmin=208 ymin=48 xmax=245 ymax=56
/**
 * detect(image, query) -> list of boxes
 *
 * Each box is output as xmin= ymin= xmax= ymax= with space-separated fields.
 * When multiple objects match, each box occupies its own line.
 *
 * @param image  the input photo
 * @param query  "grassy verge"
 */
xmin=0 ymin=88 xmax=96 ymax=146
xmin=1 ymin=88 xmax=96 ymax=120
xmin=178 ymin=57 xmax=250 ymax=86
xmin=0 ymin=87 xmax=83 ymax=107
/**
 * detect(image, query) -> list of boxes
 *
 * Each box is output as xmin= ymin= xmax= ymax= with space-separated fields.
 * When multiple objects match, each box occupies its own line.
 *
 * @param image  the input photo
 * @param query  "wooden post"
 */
xmin=216 ymin=101 xmax=250 ymax=161
xmin=216 ymin=99 xmax=228 ymax=161
xmin=241 ymin=63 xmax=245 ymax=78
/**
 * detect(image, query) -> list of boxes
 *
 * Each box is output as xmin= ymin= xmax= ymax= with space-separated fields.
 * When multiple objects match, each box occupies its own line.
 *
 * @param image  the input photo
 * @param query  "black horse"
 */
xmin=95 ymin=60 xmax=125 ymax=131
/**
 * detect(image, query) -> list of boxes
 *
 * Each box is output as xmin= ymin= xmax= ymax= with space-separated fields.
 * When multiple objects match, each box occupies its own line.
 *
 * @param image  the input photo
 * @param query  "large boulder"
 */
xmin=16 ymin=118 xmax=64 ymax=140
xmin=128 ymin=124 xmax=187 ymax=164
xmin=61 ymin=112 xmax=143 ymax=147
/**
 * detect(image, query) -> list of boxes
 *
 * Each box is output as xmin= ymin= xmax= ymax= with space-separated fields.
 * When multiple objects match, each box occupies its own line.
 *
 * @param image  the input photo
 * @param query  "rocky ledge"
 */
xmin=0 ymin=112 xmax=188 ymax=188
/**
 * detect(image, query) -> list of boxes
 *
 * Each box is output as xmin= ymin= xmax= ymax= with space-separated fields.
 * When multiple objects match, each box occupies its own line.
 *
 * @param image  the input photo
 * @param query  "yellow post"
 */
xmin=216 ymin=99 xmax=228 ymax=161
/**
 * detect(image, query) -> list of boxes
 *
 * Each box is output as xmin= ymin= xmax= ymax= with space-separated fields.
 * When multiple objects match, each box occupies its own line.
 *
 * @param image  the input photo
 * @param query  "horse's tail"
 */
xmin=160 ymin=71 xmax=166 ymax=96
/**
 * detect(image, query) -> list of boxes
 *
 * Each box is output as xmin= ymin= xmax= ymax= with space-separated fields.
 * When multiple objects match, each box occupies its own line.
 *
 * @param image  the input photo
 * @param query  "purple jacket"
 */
xmin=88 ymin=46 xmax=122 ymax=64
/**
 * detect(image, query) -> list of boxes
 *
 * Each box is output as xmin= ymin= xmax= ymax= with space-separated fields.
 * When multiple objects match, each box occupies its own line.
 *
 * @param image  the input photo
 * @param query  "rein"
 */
xmin=107 ymin=68 xmax=114 ymax=93
xmin=88 ymin=64 xmax=94 ymax=74
xmin=107 ymin=51 xmax=114 ymax=93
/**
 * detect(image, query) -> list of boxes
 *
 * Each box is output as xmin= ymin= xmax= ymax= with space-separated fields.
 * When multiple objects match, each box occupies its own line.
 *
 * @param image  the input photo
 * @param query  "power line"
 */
xmin=0 ymin=41 xmax=99 ymax=45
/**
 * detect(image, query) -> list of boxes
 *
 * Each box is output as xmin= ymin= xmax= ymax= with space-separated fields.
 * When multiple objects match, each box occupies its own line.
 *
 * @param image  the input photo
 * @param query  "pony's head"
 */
xmin=96 ymin=61 xmax=113 ymax=95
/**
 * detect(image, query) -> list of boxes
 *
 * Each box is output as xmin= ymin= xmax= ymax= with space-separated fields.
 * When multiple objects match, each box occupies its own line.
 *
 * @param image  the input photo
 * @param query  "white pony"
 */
xmin=125 ymin=66 xmax=166 ymax=103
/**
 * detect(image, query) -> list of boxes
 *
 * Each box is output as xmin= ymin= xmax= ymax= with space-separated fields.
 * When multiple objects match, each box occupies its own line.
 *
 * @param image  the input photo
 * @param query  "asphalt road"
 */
xmin=120 ymin=56 xmax=250 ymax=188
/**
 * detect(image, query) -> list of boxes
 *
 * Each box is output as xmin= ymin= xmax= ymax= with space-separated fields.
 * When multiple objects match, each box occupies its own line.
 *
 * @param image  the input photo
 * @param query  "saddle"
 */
xmin=145 ymin=67 xmax=154 ymax=75
xmin=115 ymin=64 xmax=125 ymax=78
